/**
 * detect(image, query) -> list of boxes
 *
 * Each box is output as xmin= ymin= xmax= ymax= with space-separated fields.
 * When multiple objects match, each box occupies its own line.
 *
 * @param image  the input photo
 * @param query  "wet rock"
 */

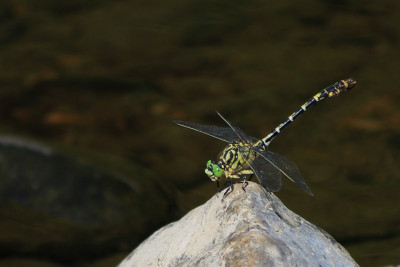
xmin=119 ymin=182 xmax=358 ymax=267
xmin=0 ymin=135 xmax=172 ymax=264
xmin=0 ymin=134 xmax=142 ymax=226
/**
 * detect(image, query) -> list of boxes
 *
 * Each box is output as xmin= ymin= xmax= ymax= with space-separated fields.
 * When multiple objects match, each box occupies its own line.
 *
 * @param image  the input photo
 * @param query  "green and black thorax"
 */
xmin=216 ymin=141 xmax=258 ymax=175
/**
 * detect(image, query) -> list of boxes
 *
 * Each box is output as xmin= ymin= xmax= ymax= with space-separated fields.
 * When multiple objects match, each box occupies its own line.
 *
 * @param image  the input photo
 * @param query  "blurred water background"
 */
xmin=0 ymin=1 xmax=399 ymax=266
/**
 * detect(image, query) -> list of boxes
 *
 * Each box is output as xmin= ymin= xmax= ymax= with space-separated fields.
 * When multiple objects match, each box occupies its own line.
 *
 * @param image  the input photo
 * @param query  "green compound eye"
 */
xmin=206 ymin=160 xmax=212 ymax=168
xmin=212 ymin=164 xmax=224 ymax=177
xmin=205 ymin=160 xmax=223 ymax=179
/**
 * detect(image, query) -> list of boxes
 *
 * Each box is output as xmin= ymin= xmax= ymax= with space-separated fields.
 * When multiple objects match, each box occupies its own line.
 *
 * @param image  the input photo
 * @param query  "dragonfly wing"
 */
xmin=249 ymin=156 xmax=282 ymax=192
xmin=173 ymin=121 xmax=240 ymax=143
xmin=253 ymin=149 xmax=313 ymax=196
xmin=216 ymin=111 xmax=258 ymax=143
xmin=236 ymin=144 xmax=282 ymax=192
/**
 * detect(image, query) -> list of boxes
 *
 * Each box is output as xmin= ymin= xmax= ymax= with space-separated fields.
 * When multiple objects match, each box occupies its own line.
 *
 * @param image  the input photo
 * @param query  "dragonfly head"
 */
xmin=205 ymin=160 xmax=224 ymax=181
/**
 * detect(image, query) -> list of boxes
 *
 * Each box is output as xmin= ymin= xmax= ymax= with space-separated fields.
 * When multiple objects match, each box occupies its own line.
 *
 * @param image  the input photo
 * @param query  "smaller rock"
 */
xmin=119 ymin=182 xmax=358 ymax=267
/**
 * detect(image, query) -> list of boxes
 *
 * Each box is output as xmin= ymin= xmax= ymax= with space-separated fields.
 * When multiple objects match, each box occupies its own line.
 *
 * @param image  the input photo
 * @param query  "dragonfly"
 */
xmin=174 ymin=79 xmax=356 ymax=197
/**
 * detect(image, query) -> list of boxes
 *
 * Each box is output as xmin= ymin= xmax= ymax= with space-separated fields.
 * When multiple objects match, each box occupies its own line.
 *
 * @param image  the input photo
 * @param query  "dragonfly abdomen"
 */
xmin=261 ymin=78 xmax=356 ymax=147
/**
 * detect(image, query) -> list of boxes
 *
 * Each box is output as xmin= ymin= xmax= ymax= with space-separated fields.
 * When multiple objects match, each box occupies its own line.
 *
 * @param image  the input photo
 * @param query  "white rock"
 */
xmin=119 ymin=182 xmax=358 ymax=267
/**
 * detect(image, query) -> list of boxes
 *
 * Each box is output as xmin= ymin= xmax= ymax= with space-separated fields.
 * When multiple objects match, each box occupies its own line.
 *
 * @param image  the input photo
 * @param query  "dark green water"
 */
xmin=0 ymin=1 xmax=399 ymax=266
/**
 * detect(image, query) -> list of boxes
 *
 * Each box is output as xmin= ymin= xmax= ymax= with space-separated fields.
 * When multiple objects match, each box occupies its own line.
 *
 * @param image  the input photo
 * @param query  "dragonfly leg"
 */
xmin=223 ymin=187 xmax=231 ymax=198
xmin=218 ymin=179 xmax=231 ymax=193
xmin=223 ymin=179 xmax=230 ymax=187
xmin=241 ymin=177 xmax=248 ymax=192
xmin=237 ymin=170 xmax=252 ymax=192
xmin=248 ymin=173 xmax=254 ymax=181
xmin=223 ymin=178 xmax=234 ymax=198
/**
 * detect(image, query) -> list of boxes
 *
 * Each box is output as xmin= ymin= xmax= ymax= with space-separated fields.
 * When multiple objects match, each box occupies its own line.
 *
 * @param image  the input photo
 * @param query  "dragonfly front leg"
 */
xmin=223 ymin=178 xmax=234 ymax=198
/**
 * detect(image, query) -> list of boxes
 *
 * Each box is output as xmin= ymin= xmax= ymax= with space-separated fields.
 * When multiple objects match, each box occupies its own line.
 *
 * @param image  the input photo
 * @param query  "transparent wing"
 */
xmin=174 ymin=111 xmax=258 ymax=144
xmin=253 ymin=149 xmax=313 ymax=196
xmin=249 ymin=156 xmax=282 ymax=192
xmin=173 ymin=121 xmax=240 ymax=143
xmin=216 ymin=111 xmax=258 ymax=143
xmin=236 ymin=144 xmax=282 ymax=192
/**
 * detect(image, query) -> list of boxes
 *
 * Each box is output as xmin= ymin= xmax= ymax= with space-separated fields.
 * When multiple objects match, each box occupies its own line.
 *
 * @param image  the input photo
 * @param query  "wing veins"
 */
xmin=253 ymin=148 xmax=313 ymax=196
xmin=173 ymin=121 xmax=238 ymax=143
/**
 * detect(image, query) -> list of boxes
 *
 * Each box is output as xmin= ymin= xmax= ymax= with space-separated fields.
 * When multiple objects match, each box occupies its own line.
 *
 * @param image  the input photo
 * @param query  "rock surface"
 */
xmin=119 ymin=182 xmax=358 ymax=267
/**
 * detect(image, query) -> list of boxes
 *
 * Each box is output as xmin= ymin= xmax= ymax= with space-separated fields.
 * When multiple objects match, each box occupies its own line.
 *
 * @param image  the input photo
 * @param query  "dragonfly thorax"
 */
xmin=205 ymin=141 xmax=257 ymax=182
